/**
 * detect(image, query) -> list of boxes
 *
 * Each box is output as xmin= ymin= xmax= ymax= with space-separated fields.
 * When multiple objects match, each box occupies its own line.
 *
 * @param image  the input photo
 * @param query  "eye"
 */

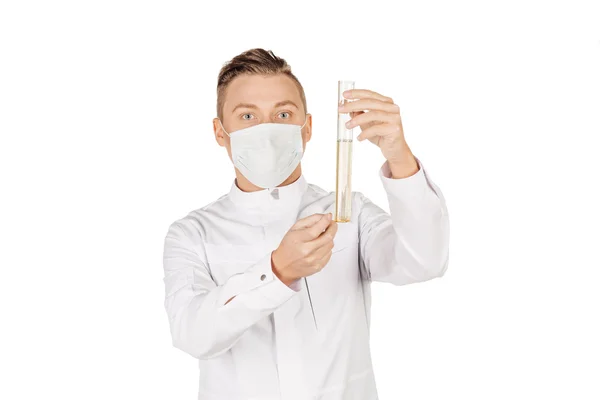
xmin=241 ymin=113 xmax=254 ymax=120
xmin=278 ymin=111 xmax=291 ymax=119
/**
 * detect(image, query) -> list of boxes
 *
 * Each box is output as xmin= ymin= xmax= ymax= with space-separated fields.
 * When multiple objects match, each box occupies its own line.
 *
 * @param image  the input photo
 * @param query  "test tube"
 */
xmin=335 ymin=80 xmax=354 ymax=223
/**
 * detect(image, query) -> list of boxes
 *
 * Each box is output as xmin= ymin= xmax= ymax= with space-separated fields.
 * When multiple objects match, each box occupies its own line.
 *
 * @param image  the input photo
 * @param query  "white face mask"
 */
xmin=220 ymin=118 xmax=308 ymax=189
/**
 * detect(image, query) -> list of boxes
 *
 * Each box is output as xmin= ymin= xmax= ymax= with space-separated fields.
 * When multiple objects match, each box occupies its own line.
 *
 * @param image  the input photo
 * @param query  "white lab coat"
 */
xmin=162 ymin=158 xmax=449 ymax=400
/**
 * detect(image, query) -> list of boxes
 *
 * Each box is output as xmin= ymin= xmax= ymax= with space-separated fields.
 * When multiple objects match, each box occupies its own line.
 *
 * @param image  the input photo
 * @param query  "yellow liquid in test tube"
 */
xmin=335 ymin=139 xmax=353 ymax=222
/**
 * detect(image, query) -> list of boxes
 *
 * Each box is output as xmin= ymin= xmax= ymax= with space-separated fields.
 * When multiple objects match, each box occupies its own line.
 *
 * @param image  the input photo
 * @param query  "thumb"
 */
xmin=293 ymin=213 xmax=330 ymax=230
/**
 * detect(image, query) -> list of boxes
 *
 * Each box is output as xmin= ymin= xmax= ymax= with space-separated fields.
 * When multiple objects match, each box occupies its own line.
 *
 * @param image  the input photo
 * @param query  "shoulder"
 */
xmin=164 ymin=193 xmax=232 ymax=243
xmin=306 ymin=182 xmax=330 ymax=197
xmin=302 ymin=181 xmax=368 ymax=217
xmin=305 ymin=181 xmax=364 ymax=198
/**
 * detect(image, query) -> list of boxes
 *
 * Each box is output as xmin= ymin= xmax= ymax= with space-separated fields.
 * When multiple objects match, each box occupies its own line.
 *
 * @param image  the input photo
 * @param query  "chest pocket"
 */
xmin=331 ymin=222 xmax=359 ymax=253
xmin=203 ymin=242 xmax=267 ymax=286
xmin=318 ymin=222 xmax=360 ymax=283
xmin=305 ymin=222 xmax=360 ymax=333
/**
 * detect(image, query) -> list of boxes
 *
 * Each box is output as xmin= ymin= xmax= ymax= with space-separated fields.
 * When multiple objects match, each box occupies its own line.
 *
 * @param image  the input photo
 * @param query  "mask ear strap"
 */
xmin=218 ymin=119 xmax=231 ymax=137
xmin=300 ymin=115 xmax=308 ymax=130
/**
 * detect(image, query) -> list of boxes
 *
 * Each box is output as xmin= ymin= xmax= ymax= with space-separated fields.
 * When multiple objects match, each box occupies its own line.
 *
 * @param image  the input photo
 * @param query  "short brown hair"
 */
xmin=216 ymin=48 xmax=307 ymax=120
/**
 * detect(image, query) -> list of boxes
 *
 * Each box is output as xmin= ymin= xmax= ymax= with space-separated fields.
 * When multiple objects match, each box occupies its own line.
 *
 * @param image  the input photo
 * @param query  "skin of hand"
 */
xmin=224 ymin=213 xmax=336 ymax=304
xmin=338 ymin=88 xmax=420 ymax=179
xmin=271 ymin=213 xmax=338 ymax=286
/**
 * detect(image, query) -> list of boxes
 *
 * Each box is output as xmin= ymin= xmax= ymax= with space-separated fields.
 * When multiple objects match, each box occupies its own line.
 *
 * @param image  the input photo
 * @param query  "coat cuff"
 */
xmin=218 ymin=252 xmax=299 ymax=306
xmin=379 ymin=156 xmax=431 ymax=204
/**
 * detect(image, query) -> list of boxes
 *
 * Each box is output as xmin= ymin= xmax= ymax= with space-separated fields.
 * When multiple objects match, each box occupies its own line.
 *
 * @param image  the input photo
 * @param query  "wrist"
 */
xmin=271 ymin=251 xmax=296 ymax=287
xmin=388 ymin=155 xmax=419 ymax=179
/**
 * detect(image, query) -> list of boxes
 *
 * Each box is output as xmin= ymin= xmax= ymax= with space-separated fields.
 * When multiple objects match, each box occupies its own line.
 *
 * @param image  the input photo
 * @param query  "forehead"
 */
xmin=223 ymin=74 xmax=302 ymax=112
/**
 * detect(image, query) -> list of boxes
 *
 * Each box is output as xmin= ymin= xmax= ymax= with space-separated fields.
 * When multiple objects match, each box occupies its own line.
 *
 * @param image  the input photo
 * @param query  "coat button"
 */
xmin=260 ymin=274 xmax=266 ymax=281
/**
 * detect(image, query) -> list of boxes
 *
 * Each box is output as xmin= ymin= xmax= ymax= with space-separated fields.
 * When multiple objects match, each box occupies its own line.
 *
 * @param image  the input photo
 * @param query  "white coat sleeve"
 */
xmin=356 ymin=157 xmax=449 ymax=285
xmin=162 ymin=221 xmax=299 ymax=360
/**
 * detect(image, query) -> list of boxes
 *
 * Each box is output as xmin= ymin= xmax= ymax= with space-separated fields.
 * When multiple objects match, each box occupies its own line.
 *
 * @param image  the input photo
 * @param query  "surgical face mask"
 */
xmin=219 ymin=118 xmax=308 ymax=189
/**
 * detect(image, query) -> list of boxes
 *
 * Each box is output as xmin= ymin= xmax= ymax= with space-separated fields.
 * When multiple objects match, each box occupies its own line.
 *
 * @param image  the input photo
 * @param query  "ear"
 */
xmin=302 ymin=113 xmax=313 ymax=144
xmin=213 ymin=118 xmax=228 ymax=147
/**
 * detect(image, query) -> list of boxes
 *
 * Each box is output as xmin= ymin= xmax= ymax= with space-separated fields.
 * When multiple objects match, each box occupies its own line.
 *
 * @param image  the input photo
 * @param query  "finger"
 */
xmin=343 ymin=89 xmax=393 ymax=103
xmin=302 ymin=213 xmax=333 ymax=240
xmin=302 ymin=238 xmax=334 ymax=271
xmin=314 ymin=250 xmax=333 ymax=271
xmin=347 ymin=111 xmax=399 ymax=129
xmin=307 ymin=221 xmax=338 ymax=252
xmin=356 ymin=123 xmax=402 ymax=141
xmin=339 ymin=99 xmax=399 ymax=114
xmin=350 ymin=111 xmax=364 ymax=119
xmin=293 ymin=213 xmax=330 ymax=230
xmin=312 ymin=236 xmax=335 ymax=261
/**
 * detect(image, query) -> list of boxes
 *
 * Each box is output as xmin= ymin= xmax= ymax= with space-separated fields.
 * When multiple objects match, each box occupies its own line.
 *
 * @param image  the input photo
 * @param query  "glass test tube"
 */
xmin=335 ymin=80 xmax=354 ymax=223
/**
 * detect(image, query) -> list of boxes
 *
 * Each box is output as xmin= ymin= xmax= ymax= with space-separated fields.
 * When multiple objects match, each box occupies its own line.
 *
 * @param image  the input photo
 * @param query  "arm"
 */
xmin=338 ymin=87 xmax=449 ymax=285
xmin=162 ymin=222 xmax=299 ymax=360
xmin=357 ymin=157 xmax=449 ymax=285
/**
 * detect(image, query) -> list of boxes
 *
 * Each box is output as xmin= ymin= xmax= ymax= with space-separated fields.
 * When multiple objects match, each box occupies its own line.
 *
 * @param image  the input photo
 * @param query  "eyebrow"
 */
xmin=231 ymin=100 xmax=300 ymax=114
xmin=273 ymin=100 xmax=299 ymax=109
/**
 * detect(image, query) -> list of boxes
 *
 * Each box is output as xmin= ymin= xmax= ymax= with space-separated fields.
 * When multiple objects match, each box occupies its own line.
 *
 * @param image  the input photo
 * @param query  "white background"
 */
xmin=1 ymin=0 xmax=599 ymax=399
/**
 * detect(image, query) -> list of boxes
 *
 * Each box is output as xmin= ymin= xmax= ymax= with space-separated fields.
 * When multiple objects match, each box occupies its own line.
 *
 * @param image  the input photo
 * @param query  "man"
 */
xmin=162 ymin=48 xmax=449 ymax=400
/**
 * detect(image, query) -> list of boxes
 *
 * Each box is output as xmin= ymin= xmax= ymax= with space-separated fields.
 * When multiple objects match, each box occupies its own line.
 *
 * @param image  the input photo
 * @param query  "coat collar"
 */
xmin=228 ymin=174 xmax=309 ymax=210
